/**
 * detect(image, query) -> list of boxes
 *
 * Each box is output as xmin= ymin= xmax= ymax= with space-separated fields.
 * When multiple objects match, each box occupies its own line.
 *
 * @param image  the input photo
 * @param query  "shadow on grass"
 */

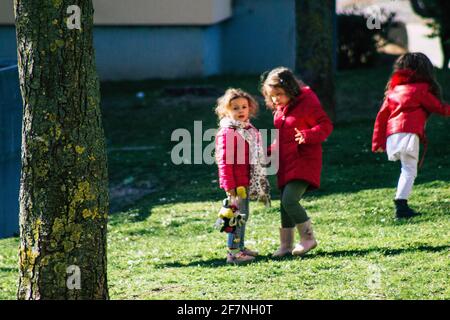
xmin=124 ymin=180 xmax=447 ymax=224
xmin=303 ymin=244 xmax=450 ymax=260
xmin=155 ymin=244 xmax=450 ymax=269
xmin=154 ymin=254 xmax=286 ymax=269
xmin=110 ymin=188 xmax=225 ymax=223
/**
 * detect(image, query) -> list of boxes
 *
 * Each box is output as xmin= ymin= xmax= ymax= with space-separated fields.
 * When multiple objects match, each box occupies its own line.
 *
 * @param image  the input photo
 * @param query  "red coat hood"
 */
xmin=389 ymin=69 xmax=416 ymax=89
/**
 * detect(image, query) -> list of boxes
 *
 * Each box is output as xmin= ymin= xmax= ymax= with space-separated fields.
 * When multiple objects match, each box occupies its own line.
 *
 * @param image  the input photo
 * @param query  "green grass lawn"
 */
xmin=0 ymin=68 xmax=449 ymax=299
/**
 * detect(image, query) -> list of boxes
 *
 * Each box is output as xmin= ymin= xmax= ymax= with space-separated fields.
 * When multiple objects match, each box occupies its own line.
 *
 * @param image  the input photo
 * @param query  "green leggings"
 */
xmin=280 ymin=180 xmax=309 ymax=228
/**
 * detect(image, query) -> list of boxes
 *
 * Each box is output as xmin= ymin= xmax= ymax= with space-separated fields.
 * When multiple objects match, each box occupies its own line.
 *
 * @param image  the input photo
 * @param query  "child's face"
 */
xmin=228 ymin=97 xmax=250 ymax=122
xmin=267 ymin=86 xmax=291 ymax=107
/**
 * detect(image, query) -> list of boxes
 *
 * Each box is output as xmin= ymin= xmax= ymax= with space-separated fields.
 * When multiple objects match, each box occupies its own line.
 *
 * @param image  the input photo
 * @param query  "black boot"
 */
xmin=394 ymin=199 xmax=420 ymax=219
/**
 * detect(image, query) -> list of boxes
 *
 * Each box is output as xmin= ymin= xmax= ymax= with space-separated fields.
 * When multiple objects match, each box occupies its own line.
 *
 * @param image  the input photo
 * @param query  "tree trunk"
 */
xmin=295 ymin=0 xmax=336 ymax=121
xmin=410 ymin=0 xmax=449 ymax=69
xmin=14 ymin=0 xmax=109 ymax=299
xmin=438 ymin=0 xmax=450 ymax=69
xmin=442 ymin=42 xmax=450 ymax=69
xmin=410 ymin=0 xmax=435 ymax=17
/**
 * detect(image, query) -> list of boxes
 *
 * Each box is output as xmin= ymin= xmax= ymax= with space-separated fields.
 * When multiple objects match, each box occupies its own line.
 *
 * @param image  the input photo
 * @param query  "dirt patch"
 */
xmin=109 ymin=175 xmax=158 ymax=212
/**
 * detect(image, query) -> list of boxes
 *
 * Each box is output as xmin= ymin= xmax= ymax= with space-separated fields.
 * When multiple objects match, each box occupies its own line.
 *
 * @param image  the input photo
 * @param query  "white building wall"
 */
xmin=0 ymin=0 xmax=232 ymax=25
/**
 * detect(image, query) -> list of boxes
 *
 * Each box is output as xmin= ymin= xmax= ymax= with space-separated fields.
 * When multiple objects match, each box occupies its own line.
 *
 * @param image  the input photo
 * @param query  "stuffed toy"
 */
xmin=215 ymin=192 xmax=246 ymax=233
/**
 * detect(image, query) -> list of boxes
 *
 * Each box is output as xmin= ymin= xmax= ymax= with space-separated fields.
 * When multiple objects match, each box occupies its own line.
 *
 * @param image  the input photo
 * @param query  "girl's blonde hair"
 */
xmin=260 ymin=67 xmax=305 ymax=110
xmin=215 ymin=88 xmax=259 ymax=120
xmin=385 ymin=52 xmax=442 ymax=100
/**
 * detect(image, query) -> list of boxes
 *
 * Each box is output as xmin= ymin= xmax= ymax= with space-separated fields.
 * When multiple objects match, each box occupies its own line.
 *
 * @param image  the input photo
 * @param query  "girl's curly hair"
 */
xmin=385 ymin=52 xmax=442 ymax=100
xmin=215 ymin=88 xmax=259 ymax=120
xmin=260 ymin=67 xmax=305 ymax=110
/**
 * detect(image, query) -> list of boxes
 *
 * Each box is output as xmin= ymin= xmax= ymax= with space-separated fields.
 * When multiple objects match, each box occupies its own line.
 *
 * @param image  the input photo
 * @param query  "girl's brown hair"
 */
xmin=215 ymin=88 xmax=259 ymax=120
xmin=385 ymin=52 xmax=442 ymax=99
xmin=260 ymin=67 xmax=305 ymax=110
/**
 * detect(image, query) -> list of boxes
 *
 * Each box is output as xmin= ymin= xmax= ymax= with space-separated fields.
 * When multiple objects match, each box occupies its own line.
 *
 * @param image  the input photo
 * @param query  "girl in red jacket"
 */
xmin=261 ymin=67 xmax=333 ymax=257
xmin=215 ymin=88 xmax=270 ymax=264
xmin=372 ymin=52 xmax=449 ymax=219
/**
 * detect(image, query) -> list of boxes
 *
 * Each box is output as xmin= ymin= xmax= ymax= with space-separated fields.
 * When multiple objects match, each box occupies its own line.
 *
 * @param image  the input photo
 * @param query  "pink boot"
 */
xmin=272 ymin=228 xmax=295 ymax=257
xmin=292 ymin=220 xmax=317 ymax=256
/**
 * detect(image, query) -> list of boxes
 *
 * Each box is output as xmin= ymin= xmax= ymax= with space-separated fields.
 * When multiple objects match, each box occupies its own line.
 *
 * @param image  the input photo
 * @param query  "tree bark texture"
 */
xmin=14 ymin=0 xmax=109 ymax=299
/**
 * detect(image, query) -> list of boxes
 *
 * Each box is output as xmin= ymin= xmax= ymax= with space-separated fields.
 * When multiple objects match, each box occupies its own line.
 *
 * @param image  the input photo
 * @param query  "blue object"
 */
xmin=0 ymin=60 xmax=22 ymax=238
xmin=0 ymin=0 xmax=298 ymax=80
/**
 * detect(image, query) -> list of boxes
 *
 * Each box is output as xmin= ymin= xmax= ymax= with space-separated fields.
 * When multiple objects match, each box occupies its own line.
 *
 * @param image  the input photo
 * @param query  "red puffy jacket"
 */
xmin=215 ymin=125 xmax=252 ymax=191
xmin=372 ymin=83 xmax=449 ymax=152
xmin=270 ymin=86 xmax=333 ymax=190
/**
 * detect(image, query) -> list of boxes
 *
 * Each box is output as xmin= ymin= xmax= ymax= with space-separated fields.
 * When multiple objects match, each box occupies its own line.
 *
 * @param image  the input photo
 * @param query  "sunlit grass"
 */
xmin=1 ymin=69 xmax=448 ymax=299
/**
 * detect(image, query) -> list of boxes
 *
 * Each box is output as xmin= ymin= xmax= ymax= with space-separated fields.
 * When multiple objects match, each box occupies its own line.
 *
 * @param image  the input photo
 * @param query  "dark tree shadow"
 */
xmin=155 ymin=244 xmax=449 ymax=269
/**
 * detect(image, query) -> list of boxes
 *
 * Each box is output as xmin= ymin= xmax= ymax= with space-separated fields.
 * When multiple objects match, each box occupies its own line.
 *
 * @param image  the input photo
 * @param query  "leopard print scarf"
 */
xmin=219 ymin=118 xmax=271 ymax=206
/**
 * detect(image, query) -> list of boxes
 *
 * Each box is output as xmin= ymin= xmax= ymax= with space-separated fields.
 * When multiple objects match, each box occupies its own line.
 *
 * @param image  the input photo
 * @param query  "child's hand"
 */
xmin=226 ymin=189 xmax=236 ymax=197
xmin=375 ymin=148 xmax=384 ymax=153
xmin=294 ymin=128 xmax=305 ymax=144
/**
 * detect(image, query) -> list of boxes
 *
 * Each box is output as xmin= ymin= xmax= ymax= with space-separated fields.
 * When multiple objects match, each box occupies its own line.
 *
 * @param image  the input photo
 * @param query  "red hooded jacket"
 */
xmin=372 ymin=81 xmax=449 ymax=152
xmin=270 ymin=86 xmax=333 ymax=190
